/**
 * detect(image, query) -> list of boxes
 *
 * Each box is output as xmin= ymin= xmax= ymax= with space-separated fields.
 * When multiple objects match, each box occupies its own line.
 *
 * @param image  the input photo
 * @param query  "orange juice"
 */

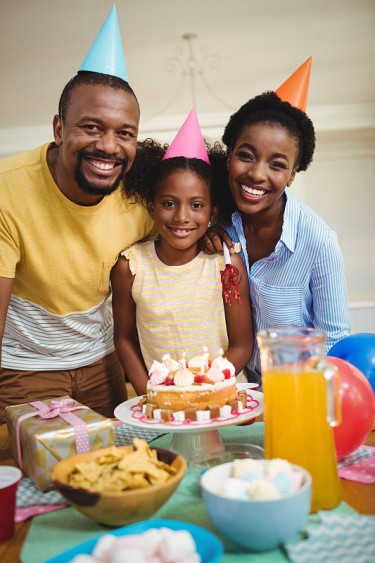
xmin=263 ymin=369 xmax=342 ymax=512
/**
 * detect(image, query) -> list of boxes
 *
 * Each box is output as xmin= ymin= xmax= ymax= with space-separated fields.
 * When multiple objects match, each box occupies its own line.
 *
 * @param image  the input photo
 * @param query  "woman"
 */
xmin=207 ymin=65 xmax=350 ymax=384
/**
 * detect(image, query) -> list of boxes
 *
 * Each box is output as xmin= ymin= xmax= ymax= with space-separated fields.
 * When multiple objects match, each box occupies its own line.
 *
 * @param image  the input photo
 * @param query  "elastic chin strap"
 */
xmin=221 ymin=242 xmax=242 ymax=305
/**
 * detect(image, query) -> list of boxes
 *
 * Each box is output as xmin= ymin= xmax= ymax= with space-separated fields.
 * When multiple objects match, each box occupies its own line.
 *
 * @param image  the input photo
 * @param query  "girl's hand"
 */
xmin=200 ymin=225 xmax=235 ymax=255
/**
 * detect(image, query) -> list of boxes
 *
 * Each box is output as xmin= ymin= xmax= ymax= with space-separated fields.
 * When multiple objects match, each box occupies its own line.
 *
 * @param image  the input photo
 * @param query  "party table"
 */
xmin=0 ymin=417 xmax=374 ymax=562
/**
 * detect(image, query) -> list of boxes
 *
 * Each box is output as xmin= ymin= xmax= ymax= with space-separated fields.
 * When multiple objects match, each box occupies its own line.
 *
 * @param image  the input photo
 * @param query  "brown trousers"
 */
xmin=0 ymin=351 xmax=127 ymax=424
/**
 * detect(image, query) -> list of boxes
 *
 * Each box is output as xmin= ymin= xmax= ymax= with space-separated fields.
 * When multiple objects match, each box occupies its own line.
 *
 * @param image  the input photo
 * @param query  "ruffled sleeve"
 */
xmin=121 ymin=245 xmax=138 ymax=276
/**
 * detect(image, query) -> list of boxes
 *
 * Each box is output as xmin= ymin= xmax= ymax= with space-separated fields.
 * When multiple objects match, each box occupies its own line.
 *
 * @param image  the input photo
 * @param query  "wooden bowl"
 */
xmin=50 ymin=446 xmax=187 ymax=527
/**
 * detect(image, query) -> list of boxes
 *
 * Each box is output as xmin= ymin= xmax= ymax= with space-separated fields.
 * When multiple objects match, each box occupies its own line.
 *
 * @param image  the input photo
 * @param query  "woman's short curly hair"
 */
xmin=123 ymin=138 xmax=216 ymax=205
xmin=222 ymin=91 xmax=315 ymax=172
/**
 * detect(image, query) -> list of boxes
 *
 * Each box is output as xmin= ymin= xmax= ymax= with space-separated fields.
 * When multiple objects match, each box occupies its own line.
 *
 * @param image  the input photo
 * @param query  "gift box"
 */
xmin=6 ymin=396 xmax=115 ymax=492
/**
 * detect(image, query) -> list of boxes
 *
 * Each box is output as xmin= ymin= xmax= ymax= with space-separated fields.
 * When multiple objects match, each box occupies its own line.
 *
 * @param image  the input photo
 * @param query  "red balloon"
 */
xmin=327 ymin=357 xmax=375 ymax=459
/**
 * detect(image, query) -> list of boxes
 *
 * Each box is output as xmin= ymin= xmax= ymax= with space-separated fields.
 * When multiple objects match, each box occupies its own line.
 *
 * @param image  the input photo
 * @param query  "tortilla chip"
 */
xmin=67 ymin=439 xmax=177 ymax=493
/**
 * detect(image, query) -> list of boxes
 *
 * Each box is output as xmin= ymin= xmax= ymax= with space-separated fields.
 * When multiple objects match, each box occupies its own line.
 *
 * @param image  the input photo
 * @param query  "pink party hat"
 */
xmin=162 ymin=109 xmax=210 ymax=164
xmin=275 ymin=57 xmax=312 ymax=112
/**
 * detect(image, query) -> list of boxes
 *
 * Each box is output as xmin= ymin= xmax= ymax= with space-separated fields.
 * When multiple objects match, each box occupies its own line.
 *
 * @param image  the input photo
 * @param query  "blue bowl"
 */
xmin=201 ymin=460 xmax=311 ymax=552
xmin=45 ymin=519 xmax=223 ymax=563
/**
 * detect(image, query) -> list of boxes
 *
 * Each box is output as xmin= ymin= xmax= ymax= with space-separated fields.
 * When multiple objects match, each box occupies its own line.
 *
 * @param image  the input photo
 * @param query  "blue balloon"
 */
xmin=328 ymin=333 xmax=375 ymax=394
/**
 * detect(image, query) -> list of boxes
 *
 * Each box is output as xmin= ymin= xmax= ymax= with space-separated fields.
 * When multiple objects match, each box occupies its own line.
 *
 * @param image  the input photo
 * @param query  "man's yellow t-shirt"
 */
xmin=0 ymin=143 xmax=154 ymax=370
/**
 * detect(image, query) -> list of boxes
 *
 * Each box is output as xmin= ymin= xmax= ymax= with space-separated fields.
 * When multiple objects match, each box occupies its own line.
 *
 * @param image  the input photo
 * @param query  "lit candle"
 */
xmin=179 ymin=352 xmax=187 ymax=369
xmin=201 ymin=346 xmax=209 ymax=374
xmin=162 ymin=354 xmax=171 ymax=372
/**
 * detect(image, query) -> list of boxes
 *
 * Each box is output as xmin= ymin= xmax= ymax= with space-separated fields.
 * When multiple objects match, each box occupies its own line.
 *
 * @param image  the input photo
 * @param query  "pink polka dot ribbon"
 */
xmin=16 ymin=399 xmax=90 ymax=469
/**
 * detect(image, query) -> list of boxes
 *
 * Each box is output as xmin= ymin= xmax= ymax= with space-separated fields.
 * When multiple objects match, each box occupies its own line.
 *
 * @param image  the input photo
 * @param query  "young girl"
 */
xmin=207 ymin=59 xmax=350 ymax=384
xmin=111 ymin=111 xmax=253 ymax=396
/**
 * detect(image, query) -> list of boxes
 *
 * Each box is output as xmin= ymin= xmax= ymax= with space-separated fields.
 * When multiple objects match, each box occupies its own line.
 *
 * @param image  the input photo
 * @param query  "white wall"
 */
xmin=283 ymin=128 xmax=375 ymax=334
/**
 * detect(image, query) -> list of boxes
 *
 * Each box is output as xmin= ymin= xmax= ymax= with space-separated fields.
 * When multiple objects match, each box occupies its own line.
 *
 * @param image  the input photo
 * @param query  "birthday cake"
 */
xmin=140 ymin=351 xmax=247 ymax=422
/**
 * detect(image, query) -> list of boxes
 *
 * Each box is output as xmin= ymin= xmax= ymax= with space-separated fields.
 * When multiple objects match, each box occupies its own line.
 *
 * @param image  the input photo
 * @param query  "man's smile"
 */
xmin=87 ymin=158 xmax=117 ymax=171
xmin=82 ymin=153 xmax=125 ymax=175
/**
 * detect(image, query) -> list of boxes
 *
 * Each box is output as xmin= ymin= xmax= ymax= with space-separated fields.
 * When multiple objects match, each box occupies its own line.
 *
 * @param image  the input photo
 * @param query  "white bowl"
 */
xmin=200 ymin=460 xmax=311 ymax=552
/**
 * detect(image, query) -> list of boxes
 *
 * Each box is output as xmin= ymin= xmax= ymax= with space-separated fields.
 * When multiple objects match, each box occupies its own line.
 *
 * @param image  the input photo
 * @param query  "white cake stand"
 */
xmin=114 ymin=389 xmax=264 ymax=461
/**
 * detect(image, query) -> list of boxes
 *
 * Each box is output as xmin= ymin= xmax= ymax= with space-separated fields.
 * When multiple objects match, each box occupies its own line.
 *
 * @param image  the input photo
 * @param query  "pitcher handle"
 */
xmin=319 ymin=359 xmax=341 ymax=427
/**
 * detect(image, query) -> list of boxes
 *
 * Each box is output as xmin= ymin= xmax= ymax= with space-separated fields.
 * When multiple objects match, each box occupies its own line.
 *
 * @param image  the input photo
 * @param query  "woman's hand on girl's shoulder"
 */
xmin=199 ymin=224 xmax=235 ymax=255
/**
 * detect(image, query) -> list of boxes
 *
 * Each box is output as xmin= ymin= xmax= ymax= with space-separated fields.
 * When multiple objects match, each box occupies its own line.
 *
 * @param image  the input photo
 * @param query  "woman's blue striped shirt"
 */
xmin=223 ymin=191 xmax=351 ymax=381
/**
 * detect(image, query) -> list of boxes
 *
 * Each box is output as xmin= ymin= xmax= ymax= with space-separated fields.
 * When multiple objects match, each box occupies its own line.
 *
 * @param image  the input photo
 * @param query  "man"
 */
xmin=0 ymin=8 xmax=154 ymax=422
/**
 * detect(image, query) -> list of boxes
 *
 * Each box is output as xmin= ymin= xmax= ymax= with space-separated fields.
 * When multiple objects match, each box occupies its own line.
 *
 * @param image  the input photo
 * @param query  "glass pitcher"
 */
xmin=257 ymin=327 xmax=341 ymax=513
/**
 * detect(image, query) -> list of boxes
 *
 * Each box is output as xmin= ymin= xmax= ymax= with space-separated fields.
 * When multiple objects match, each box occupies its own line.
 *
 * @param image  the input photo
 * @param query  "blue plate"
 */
xmin=45 ymin=519 xmax=223 ymax=563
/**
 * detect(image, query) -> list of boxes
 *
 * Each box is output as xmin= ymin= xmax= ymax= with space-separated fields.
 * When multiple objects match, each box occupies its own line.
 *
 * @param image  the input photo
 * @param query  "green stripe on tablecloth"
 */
xmin=20 ymin=423 xmax=355 ymax=563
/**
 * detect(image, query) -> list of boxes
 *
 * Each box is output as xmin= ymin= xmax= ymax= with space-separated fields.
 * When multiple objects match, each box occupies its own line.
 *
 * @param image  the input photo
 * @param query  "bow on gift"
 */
xmin=16 ymin=398 xmax=90 ymax=469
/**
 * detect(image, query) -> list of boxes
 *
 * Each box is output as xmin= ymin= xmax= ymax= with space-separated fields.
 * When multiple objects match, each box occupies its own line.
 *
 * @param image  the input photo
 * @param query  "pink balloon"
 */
xmin=327 ymin=357 xmax=375 ymax=459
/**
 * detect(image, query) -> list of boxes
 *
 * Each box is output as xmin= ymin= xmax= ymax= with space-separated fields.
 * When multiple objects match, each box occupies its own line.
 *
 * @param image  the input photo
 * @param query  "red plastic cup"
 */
xmin=0 ymin=466 xmax=22 ymax=543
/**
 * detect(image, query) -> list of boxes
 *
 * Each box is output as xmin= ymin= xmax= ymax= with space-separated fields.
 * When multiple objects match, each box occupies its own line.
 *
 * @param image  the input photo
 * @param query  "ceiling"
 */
xmin=1 ymin=0 xmax=375 ymax=141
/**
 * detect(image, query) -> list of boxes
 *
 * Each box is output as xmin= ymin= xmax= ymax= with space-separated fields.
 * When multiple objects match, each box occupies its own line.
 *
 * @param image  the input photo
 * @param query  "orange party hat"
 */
xmin=275 ymin=57 xmax=312 ymax=112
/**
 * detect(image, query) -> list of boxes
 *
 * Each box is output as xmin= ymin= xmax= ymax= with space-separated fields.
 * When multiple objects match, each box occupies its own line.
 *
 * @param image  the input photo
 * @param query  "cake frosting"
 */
xmin=141 ymin=351 xmax=247 ymax=422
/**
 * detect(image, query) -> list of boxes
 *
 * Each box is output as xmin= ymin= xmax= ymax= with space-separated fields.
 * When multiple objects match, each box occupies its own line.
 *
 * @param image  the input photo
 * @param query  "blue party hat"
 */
xmin=79 ymin=5 xmax=128 ymax=82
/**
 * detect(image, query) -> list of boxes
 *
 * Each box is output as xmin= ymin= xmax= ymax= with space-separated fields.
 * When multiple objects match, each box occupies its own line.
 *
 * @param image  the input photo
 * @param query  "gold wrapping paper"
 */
xmin=6 ymin=396 xmax=115 ymax=492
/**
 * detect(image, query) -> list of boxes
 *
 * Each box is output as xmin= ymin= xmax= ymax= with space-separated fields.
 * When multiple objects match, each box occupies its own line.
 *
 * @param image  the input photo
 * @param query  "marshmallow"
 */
xmin=108 ymin=548 xmax=147 ymax=563
xmin=70 ymin=528 xmax=200 ymax=563
xmin=219 ymin=405 xmax=232 ymax=417
xmin=141 ymin=528 xmax=163 ymax=556
xmin=273 ymin=472 xmax=294 ymax=496
xmin=218 ymin=459 xmax=304 ymax=502
xmin=265 ymin=458 xmax=293 ymax=478
xmin=158 ymin=529 xmax=197 ymax=562
xmin=92 ymin=534 xmax=116 ymax=560
xmin=196 ymin=410 xmax=210 ymax=422
xmin=248 ymin=480 xmax=281 ymax=500
xmin=231 ymin=458 xmax=259 ymax=477
xmin=221 ymin=477 xmax=250 ymax=499
xmin=289 ymin=470 xmax=305 ymax=492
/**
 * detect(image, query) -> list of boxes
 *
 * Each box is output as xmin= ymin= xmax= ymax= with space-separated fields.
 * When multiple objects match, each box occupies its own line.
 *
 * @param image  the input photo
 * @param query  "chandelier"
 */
xmin=142 ymin=33 xmax=234 ymax=122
